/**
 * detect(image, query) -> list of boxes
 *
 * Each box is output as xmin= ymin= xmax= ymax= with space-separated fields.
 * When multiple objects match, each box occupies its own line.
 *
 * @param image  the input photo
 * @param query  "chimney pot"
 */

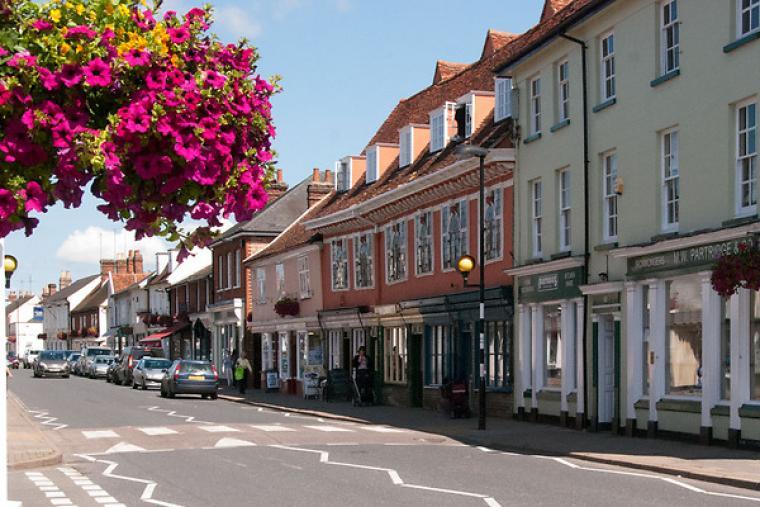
xmin=47 ymin=283 xmax=57 ymax=296
xmin=312 ymin=168 xmax=320 ymax=182
xmin=276 ymin=168 xmax=283 ymax=183
xmin=324 ymin=169 xmax=333 ymax=183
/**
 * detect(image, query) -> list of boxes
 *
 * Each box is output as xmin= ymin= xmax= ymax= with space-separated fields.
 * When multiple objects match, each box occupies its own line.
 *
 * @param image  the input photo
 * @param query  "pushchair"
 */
xmin=441 ymin=377 xmax=470 ymax=418
xmin=351 ymin=369 xmax=374 ymax=407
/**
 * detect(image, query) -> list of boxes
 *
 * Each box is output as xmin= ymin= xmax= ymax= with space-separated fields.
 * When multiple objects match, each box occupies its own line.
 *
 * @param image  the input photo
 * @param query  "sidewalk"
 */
xmin=219 ymin=388 xmax=760 ymax=491
xmin=7 ymin=393 xmax=62 ymax=470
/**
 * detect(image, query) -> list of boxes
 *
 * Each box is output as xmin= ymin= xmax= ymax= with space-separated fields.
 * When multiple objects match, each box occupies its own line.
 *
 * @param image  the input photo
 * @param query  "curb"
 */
xmin=8 ymin=393 xmax=63 ymax=470
xmin=218 ymin=394 xmax=759 ymax=492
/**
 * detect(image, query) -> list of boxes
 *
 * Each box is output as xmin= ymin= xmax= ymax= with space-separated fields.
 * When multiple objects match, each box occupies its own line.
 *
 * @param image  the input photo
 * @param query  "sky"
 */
xmin=4 ymin=0 xmax=544 ymax=296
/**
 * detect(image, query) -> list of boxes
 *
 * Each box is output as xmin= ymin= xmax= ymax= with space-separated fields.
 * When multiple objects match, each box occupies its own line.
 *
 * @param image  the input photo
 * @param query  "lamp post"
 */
xmin=455 ymin=144 xmax=488 ymax=430
xmin=1 ymin=239 xmax=19 ymax=505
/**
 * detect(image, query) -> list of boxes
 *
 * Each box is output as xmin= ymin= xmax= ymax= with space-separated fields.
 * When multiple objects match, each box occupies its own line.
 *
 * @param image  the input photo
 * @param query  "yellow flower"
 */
xmin=50 ymin=9 xmax=61 ymax=22
xmin=171 ymin=54 xmax=181 ymax=67
xmin=88 ymin=10 xmax=96 ymax=20
xmin=75 ymin=4 xmax=85 ymax=15
xmin=61 ymin=42 xmax=71 ymax=54
xmin=75 ymin=44 xmax=84 ymax=53
xmin=118 ymin=4 xmax=129 ymax=17
xmin=104 ymin=1 xmax=114 ymax=15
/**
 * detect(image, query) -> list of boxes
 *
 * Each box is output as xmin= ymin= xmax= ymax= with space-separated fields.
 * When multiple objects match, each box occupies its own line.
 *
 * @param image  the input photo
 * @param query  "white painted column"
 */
xmin=518 ymin=304 xmax=532 ymax=409
xmin=531 ymin=303 xmax=544 ymax=408
xmin=701 ymin=272 xmax=721 ymax=429
xmin=560 ymin=301 xmax=576 ymax=412
xmin=730 ymin=289 xmax=751 ymax=431
xmin=575 ymin=298 xmax=585 ymax=418
xmin=625 ymin=282 xmax=643 ymax=421
xmin=648 ymin=281 xmax=668 ymax=423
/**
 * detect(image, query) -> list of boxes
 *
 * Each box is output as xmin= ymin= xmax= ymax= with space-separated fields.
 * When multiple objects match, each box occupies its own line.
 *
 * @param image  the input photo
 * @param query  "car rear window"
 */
xmin=144 ymin=359 xmax=171 ymax=369
xmin=40 ymin=351 xmax=67 ymax=360
xmin=179 ymin=362 xmax=212 ymax=374
xmin=87 ymin=349 xmax=112 ymax=357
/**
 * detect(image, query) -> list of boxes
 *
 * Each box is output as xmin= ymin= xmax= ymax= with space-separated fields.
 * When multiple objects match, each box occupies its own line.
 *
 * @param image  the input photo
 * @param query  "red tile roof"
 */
xmin=112 ymin=273 xmax=149 ymax=293
xmin=481 ymin=30 xmax=518 ymax=59
xmin=433 ymin=60 xmax=469 ymax=85
xmin=541 ymin=0 xmax=574 ymax=21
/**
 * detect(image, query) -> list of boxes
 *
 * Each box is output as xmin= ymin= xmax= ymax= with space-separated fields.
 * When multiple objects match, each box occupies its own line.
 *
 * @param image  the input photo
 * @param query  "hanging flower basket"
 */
xmin=57 ymin=332 xmax=67 ymax=341
xmin=87 ymin=326 xmax=98 ymax=337
xmin=711 ymin=241 xmax=760 ymax=297
xmin=274 ymin=297 xmax=299 ymax=317
xmin=158 ymin=314 xmax=172 ymax=327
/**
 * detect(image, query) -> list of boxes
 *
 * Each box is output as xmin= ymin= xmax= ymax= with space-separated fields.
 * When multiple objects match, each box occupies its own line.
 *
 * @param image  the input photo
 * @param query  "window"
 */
xmin=662 ymin=130 xmax=679 ymax=230
xmin=666 ymin=276 xmax=702 ymax=396
xmin=661 ymin=0 xmax=679 ymax=74
xmin=602 ymin=152 xmax=618 ymax=241
xmin=365 ymin=146 xmax=378 ymax=183
xmin=278 ymin=331 xmax=290 ymax=380
xmin=544 ymin=306 xmax=562 ymax=388
xmin=721 ymin=297 xmax=731 ymax=400
xmin=558 ymin=169 xmax=571 ymax=251
xmin=351 ymin=328 xmax=366 ymax=359
xmin=226 ymin=251 xmax=233 ymax=289
xmin=275 ymin=263 xmax=285 ymax=297
xmin=217 ymin=256 xmax=223 ymax=290
xmin=643 ymin=288 xmax=651 ymax=395
xmin=328 ymin=330 xmax=343 ymax=369
xmin=558 ymin=60 xmax=569 ymax=122
xmin=529 ymin=76 xmax=541 ymax=135
xmin=399 ymin=127 xmax=412 ymax=167
xmin=465 ymin=100 xmax=473 ymax=138
xmin=751 ymin=291 xmax=760 ymax=399
xmin=739 ymin=0 xmax=760 ymax=37
xmin=261 ymin=333 xmax=274 ymax=370
xmin=495 ymin=77 xmax=512 ymax=122
xmin=298 ymin=255 xmax=311 ymax=298
xmin=441 ymin=199 xmax=468 ymax=270
xmin=600 ymin=32 xmax=616 ymax=101
xmin=353 ymin=232 xmax=374 ymax=289
xmin=737 ymin=101 xmax=757 ymax=216
xmin=415 ymin=211 xmax=434 ymax=275
xmin=256 ymin=267 xmax=266 ymax=304
xmin=430 ymin=110 xmax=445 ymax=152
xmin=531 ymin=179 xmax=543 ymax=257
xmin=384 ymin=326 xmax=407 ymax=384
xmin=483 ymin=188 xmax=502 ymax=261
xmin=234 ymin=249 xmax=241 ymax=288
xmin=486 ymin=321 xmax=510 ymax=388
xmin=385 ymin=221 xmax=407 ymax=283
xmin=336 ymin=159 xmax=351 ymax=192
xmin=425 ymin=325 xmax=449 ymax=385
xmin=331 ymin=238 xmax=349 ymax=290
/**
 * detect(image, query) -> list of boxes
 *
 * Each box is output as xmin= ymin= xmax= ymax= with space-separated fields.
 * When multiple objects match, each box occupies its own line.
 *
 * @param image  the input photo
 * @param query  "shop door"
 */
xmin=598 ymin=315 xmax=615 ymax=425
xmin=408 ymin=327 xmax=423 ymax=407
xmin=342 ymin=332 xmax=351 ymax=372
xmin=252 ymin=333 xmax=262 ymax=389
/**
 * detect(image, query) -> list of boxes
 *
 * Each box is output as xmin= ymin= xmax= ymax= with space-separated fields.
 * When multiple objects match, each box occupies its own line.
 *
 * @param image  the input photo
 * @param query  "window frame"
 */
xmin=660 ymin=0 xmax=680 ymax=75
xmin=558 ymin=168 xmax=571 ymax=251
xmin=330 ymin=238 xmax=349 ymax=291
xmin=275 ymin=262 xmax=285 ymax=298
xmin=399 ymin=127 xmax=413 ymax=168
xmin=531 ymin=179 xmax=543 ymax=257
xmin=256 ymin=267 xmax=266 ymax=304
xmin=385 ymin=219 xmax=408 ymax=284
xmin=602 ymin=151 xmax=619 ymax=242
xmin=415 ymin=210 xmax=434 ymax=276
xmin=557 ymin=60 xmax=570 ymax=123
xmin=529 ymin=75 xmax=542 ymax=135
xmin=441 ymin=198 xmax=469 ymax=272
xmin=738 ymin=0 xmax=760 ymax=38
xmin=365 ymin=145 xmax=378 ymax=184
xmin=736 ymin=99 xmax=758 ymax=217
xmin=298 ymin=255 xmax=311 ymax=299
xmin=661 ymin=128 xmax=680 ymax=231
xmin=384 ymin=326 xmax=408 ymax=384
xmin=494 ymin=77 xmax=512 ymax=122
xmin=353 ymin=232 xmax=374 ymax=290
xmin=600 ymin=31 xmax=616 ymax=102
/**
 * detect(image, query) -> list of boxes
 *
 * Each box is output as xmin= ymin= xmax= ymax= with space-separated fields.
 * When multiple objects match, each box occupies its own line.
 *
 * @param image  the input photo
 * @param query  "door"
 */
xmin=408 ymin=326 xmax=423 ymax=407
xmin=342 ymin=332 xmax=351 ymax=372
xmin=598 ymin=315 xmax=615 ymax=425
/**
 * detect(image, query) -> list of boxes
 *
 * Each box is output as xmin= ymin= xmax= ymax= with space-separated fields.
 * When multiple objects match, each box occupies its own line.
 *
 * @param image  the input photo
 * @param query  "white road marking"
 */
xmin=82 ymin=430 xmax=119 ymax=439
xmin=27 ymin=409 xmax=68 ymax=431
xmin=213 ymin=438 xmax=256 ymax=448
xmin=59 ymin=466 xmax=124 ymax=507
xmin=137 ymin=427 xmax=178 ymax=436
xmin=249 ymin=425 xmax=296 ymax=432
xmin=25 ymin=472 xmax=73 ymax=506
xmin=104 ymin=442 xmax=147 ymax=454
xmin=303 ymin=425 xmax=354 ymax=432
xmin=146 ymin=406 xmax=213 ymax=425
xmin=361 ymin=426 xmax=406 ymax=433
xmin=198 ymin=425 xmax=239 ymax=433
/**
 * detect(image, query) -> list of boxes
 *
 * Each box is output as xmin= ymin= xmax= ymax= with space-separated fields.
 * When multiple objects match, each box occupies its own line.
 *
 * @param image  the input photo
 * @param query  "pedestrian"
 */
xmin=235 ymin=352 xmax=253 ymax=395
xmin=223 ymin=349 xmax=233 ymax=389
xmin=351 ymin=346 xmax=373 ymax=403
xmin=230 ymin=348 xmax=239 ymax=388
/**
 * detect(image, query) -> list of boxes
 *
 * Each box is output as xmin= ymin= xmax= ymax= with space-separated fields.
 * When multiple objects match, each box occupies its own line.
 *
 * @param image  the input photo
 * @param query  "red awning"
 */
xmin=140 ymin=323 xmax=189 ymax=343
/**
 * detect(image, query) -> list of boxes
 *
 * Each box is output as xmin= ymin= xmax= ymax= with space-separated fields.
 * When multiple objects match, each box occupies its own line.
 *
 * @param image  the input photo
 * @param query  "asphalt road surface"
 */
xmin=9 ymin=369 xmax=760 ymax=507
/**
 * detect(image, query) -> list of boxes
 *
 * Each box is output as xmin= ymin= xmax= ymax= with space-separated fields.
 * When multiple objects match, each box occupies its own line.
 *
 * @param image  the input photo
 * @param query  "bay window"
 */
xmin=483 ymin=188 xmax=502 ymax=261
xmin=441 ymin=200 xmax=468 ymax=270
xmin=331 ymin=238 xmax=349 ymax=291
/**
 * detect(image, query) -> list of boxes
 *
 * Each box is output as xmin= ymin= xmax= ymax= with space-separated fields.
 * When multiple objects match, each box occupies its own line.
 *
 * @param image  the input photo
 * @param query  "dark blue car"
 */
xmin=160 ymin=360 xmax=219 ymax=399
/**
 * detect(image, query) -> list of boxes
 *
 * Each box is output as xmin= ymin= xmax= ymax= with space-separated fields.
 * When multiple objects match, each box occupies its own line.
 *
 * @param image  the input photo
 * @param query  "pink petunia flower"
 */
xmin=57 ymin=63 xmax=83 ymax=87
xmin=31 ymin=19 xmax=53 ymax=31
xmin=204 ymin=70 xmax=226 ymax=88
xmin=64 ymin=25 xmax=97 ymax=39
xmin=0 ymin=188 xmax=17 ymax=220
xmin=37 ymin=67 xmax=59 ymax=91
xmin=123 ymin=48 xmax=150 ymax=67
xmin=167 ymin=26 xmax=190 ymax=44
xmin=83 ymin=58 xmax=111 ymax=87
xmin=22 ymin=181 xmax=48 ymax=213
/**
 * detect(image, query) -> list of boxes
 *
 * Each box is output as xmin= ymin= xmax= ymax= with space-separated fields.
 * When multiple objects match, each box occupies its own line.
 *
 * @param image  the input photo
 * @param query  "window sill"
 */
xmin=550 ymin=251 xmax=572 ymax=260
xmin=739 ymin=403 xmax=760 ymax=419
xmin=650 ymin=69 xmax=680 ymax=88
xmin=722 ymin=214 xmax=758 ymax=228
xmin=634 ymin=398 xmax=650 ymax=410
xmin=523 ymin=133 xmax=542 ymax=144
xmin=550 ymin=119 xmax=570 ymax=133
xmin=723 ymin=31 xmax=760 ymax=53
xmin=656 ymin=397 xmax=701 ymax=413
xmin=592 ymin=97 xmax=617 ymax=113
xmin=594 ymin=241 xmax=618 ymax=252
xmin=537 ymin=389 xmax=562 ymax=402
xmin=710 ymin=404 xmax=730 ymax=417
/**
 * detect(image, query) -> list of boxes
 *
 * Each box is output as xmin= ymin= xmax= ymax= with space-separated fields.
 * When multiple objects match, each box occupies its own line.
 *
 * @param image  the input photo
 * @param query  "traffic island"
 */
xmin=7 ymin=393 xmax=62 ymax=470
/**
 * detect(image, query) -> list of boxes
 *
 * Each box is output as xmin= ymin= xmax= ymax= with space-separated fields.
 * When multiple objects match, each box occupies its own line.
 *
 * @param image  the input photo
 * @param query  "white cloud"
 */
xmin=56 ymin=227 xmax=168 ymax=269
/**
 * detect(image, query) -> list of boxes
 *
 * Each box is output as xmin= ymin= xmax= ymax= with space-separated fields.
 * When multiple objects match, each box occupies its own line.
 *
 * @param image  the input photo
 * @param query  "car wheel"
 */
xmin=160 ymin=387 xmax=167 ymax=398
xmin=210 ymin=393 xmax=218 ymax=400
xmin=33 ymin=372 xmax=40 ymax=378
xmin=106 ymin=376 xmax=111 ymax=383
xmin=63 ymin=374 xmax=69 ymax=379
xmin=141 ymin=381 xmax=148 ymax=391
xmin=201 ymin=394 xmax=209 ymax=399
xmin=167 ymin=388 xmax=175 ymax=399
xmin=132 ymin=380 xmax=138 ymax=390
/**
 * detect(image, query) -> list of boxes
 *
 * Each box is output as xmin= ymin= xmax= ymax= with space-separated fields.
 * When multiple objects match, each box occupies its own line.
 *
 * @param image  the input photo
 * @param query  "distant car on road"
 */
xmin=23 ymin=349 xmax=42 ymax=369
xmin=33 ymin=350 xmax=70 ymax=378
xmin=132 ymin=358 xmax=173 ymax=390
xmin=87 ymin=355 xmax=115 ymax=379
xmin=160 ymin=360 xmax=219 ymax=399
xmin=7 ymin=352 xmax=19 ymax=369
xmin=114 ymin=346 xmax=163 ymax=386
xmin=77 ymin=347 xmax=113 ymax=377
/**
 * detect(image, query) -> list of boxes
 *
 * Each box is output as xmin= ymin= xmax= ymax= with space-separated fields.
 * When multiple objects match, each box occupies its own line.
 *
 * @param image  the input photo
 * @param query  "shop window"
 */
xmin=751 ymin=291 xmax=760 ymax=399
xmin=721 ymin=298 xmax=731 ymax=400
xmin=544 ymin=306 xmax=562 ymax=388
xmin=483 ymin=188 xmax=503 ymax=261
xmin=425 ymin=325 xmax=449 ymax=385
xmin=261 ymin=333 xmax=274 ymax=370
xmin=354 ymin=232 xmax=374 ymax=289
xmin=306 ymin=332 xmax=323 ymax=368
xmin=297 ymin=331 xmax=307 ymax=379
xmin=415 ymin=211 xmax=434 ymax=275
xmin=279 ymin=331 xmax=290 ymax=380
xmin=351 ymin=328 xmax=366 ymax=359
xmin=441 ymin=200 xmax=468 ymax=270
xmin=385 ymin=221 xmax=408 ymax=283
xmin=643 ymin=288 xmax=651 ymax=396
xmin=328 ymin=330 xmax=343 ymax=369
xmin=486 ymin=321 xmax=510 ymax=388
xmin=384 ymin=326 xmax=407 ymax=384
xmin=666 ymin=276 xmax=703 ymax=396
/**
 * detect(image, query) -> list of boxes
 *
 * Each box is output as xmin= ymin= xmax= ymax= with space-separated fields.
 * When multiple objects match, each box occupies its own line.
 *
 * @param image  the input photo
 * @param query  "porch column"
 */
xmin=560 ymin=301 xmax=576 ymax=417
xmin=518 ymin=304 xmax=532 ymax=414
xmin=575 ymin=298 xmax=585 ymax=425
xmin=730 ymin=288 xmax=751 ymax=446
xmin=700 ymin=271 xmax=721 ymax=443
xmin=625 ymin=282 xmax=643 ymax=432
xmin=648 ymin=280 xmax=667 ymax=434
xmin=531 ymin=303 xmax=544 ymax=413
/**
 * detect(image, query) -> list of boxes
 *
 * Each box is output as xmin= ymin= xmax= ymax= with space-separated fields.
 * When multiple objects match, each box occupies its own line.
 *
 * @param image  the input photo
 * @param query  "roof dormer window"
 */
xmin=399 ymin=127 xmax=412 ymax=167
xmin=365 ymin=146 xmax=378 ymax=184
xmin=495 ymin=77 xmax=512 ymax=122
xmin=336 ymin=159 xmax=351 ymax=193
xmin=429 ymin=102 xmax=455 ymax=153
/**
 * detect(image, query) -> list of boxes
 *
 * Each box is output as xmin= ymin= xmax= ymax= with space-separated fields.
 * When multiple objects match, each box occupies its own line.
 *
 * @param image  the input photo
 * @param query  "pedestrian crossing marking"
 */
xmin=82 ymin=430 xmax=119 ymax=439
xmin=198 ymin=425 xmax=239 ymax=433
xmin=136 ymin=426 xmax=178 ymax=436
xmin=303 ymin=425 xmax=354 ymax=432
xmin=250 ymin=425 xmax=296 ymax=432
xmin=104 ymin=442 xmax=146 ymax=454
xmin=213 ymin=437 xmax=256 ymax=448
xmin=361 ymin=426 xmax=406 ymax=433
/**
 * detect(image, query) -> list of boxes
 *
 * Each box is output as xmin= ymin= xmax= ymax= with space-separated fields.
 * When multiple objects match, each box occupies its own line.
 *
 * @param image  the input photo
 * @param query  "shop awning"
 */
xmin=140 ymin=323 xmax=189 ymax=343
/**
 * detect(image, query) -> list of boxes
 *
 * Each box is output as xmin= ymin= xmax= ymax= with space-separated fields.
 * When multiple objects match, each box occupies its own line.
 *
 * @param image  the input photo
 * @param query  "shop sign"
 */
xmin=32 ymin=306 xmax=43 ymax=322
xmin=628 ymin=235 xmax=757 ymax=279
xmin=518 ymin=267 xmax=583 ymax=303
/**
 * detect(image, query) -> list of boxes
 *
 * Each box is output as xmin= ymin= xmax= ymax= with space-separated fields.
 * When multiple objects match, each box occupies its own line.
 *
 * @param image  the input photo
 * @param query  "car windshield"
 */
xmin=87 ymin=349 xmax=112 ymax=357
xmin=40 ymin=351 xmax=67 ymax=360
xmin=179 ymin=361 xmax=212 ymax=374
xmin=144 ymin=359 xmax=171 ymax=370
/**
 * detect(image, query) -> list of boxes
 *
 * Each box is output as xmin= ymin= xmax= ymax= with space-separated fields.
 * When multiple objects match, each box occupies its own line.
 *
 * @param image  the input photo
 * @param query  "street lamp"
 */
xmin=456 ymin=254 xmax=476 ymax=287
xmin=4 ymin=254 xmax=17 ymax=289
xmin=455 ymin=142 xmax=488 ymax=431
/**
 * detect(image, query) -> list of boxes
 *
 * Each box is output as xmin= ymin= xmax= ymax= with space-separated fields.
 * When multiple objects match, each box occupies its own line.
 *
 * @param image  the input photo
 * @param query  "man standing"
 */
xmin=235 ymin=352 xmax=253 ymax=395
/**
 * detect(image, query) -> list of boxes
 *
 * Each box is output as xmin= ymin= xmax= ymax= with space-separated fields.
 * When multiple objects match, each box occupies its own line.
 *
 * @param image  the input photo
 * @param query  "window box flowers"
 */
xmin=711 ymin=241 xmax=760 ymax=297
xmin=274 ymin=297 xmax=299 ymax=317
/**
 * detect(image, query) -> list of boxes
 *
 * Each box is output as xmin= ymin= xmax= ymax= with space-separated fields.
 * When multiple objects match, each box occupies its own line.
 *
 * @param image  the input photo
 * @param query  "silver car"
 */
xmin=87 ymin=355 xmax=115 ymax=379
xmin=33 ymin=350 xmax=70 ymax=378
xmin=132 ymin=358 xmax=173 ymax=390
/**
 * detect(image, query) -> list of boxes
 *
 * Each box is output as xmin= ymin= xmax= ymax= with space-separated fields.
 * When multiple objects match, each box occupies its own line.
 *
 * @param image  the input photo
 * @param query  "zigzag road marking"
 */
xmin=146 ymin=406 xmax=213 ymax=425
xmin=76 ymin=453 xmax=184 ymax=507
xmin=27 ymin=409 xmax=68 ymax=430
xmin=271 ymin=444 xmax=501 ymax=507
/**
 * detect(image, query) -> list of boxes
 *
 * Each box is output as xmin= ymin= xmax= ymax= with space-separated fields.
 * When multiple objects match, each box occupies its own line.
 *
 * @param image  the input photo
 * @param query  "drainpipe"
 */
xmin=560 ymin=32 xmax=591 ymax=429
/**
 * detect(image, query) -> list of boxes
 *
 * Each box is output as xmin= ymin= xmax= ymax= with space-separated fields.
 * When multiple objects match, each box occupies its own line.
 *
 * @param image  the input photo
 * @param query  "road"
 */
xmin=9 ymin=369 xmax=760 ymax=507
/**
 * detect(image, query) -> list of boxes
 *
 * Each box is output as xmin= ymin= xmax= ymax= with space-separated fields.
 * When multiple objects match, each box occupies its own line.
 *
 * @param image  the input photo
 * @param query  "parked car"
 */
xmin=105 ymin=359 xmax=119 ymax=383
xmin=87 ymin=355 xmax=115 ymax=379
xmin=160 ymin=360 xmax=219 ymax=399
xmin=6 ymin=352 xmax=19 ymax=369
xmin=66 ymin=353 xmax=81 ymax=374
xmin=77 ymin=347 xmax=113 ymax=376
xmin=33 ymin=350 xmax=70 ymax=378
xmin=113 ymin=346 xmax=163 ymax=386
xmin=23 ymin=349 xmax=42 ymax=369
xmin=132 ymin=358 xmax=173 ymax=390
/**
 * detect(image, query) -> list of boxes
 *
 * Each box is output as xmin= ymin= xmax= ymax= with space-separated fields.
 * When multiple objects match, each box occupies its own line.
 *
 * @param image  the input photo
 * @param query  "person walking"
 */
xmin=235 ymin=352 xmax=253 ymax=395
xmin=351 ymin=346 xmax=373 ymax=403
xmin=230 ymin=348 xmax=239 ymax=388
xmin=222 ymin=349 xmax=233 ymax=389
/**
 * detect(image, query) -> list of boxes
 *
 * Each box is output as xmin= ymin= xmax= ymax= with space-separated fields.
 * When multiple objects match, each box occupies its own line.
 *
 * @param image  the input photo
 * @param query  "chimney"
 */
xmin=277 ymin=168 xmax=283 ymax=183
xmin=47 ymin=283 xmax=57 ymax=296
xmin=126 ymin=250 xmax=134 ymax=274
xmin=59 ymin=271 xmax=72 ymax=290
xmin=133 ymin=250 xmax=144 ymax=274
xmin=8 ymin=291 xmax=17 ymax=303
xmin=324 ymin=169 xmax=333 ymax=184
xmin=307 ymin=168 xmax=334 ymax=208
xmin=267 ymin=167 xmax=289 ymax=202
xmin=116 ymin=253 xmax=127 ymax=274
xmin=100 ymin=258 xmax=115 ymax=277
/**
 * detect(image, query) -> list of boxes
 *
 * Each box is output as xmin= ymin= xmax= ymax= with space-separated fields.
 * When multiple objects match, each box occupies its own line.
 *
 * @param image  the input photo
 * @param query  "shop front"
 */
xmin=209 ymin=298 xmax=244 ymax=374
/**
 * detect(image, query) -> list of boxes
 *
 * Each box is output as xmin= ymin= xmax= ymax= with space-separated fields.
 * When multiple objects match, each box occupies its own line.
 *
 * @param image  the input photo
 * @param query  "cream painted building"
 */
xmin=500 ymin=0 xmax=760 ymax=446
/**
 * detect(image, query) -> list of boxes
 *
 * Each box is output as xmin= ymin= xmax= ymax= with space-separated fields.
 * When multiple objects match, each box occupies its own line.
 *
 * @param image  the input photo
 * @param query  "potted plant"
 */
xmin=274 ymin=297 xmax=299 ymax=317
xmin=87 ymin=327 xmax=98 ymax=337
xmin=711 ymin=241 xmax=760 ymax=297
